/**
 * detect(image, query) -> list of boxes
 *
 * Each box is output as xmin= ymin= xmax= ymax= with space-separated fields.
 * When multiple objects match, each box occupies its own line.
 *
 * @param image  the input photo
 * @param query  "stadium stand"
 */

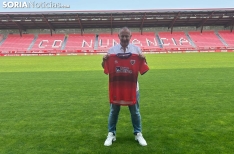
xmin=1 ymin=9 xmax=234 ymax=56
xmin=97 ymin=32 xmax=162 ymax=52
xmin=0 ymin=31 xmax=233 ymax=55
xmin=158 ymin=31 xmax=194 ymax=50
xmin=65 ymin=34 xmax=95 ymax=52
xmin=30 ymin=34 xmax=65 ymax=51
xmin=218 ymin=30 xmax=234 ymax=48
xmin=0 ymin=34 xmax=3 ymax=42
xmin=0 ymin=34 xmax=34 ymax=52
xmin=131 ymin=32 xmax=161 ymax=51
xmin=188 ymin=31 xmax=226 ymax=49
xmin=97 ymin=33 xmax=119 ymax=51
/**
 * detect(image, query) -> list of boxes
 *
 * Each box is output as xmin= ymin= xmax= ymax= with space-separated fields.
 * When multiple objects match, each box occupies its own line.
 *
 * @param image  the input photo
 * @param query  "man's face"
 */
xmin=118 ymin=29 xmax=131 ymax=48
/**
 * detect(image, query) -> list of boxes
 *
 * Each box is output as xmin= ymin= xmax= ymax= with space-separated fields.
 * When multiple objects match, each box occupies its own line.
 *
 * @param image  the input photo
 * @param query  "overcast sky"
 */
xmin=0 ymin=0 xmax=234 ymax=12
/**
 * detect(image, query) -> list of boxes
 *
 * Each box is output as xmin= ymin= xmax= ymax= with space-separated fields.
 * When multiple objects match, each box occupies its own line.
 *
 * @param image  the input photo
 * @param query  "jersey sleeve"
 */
xmin=139 ymin=58 xmax=149 ymax=75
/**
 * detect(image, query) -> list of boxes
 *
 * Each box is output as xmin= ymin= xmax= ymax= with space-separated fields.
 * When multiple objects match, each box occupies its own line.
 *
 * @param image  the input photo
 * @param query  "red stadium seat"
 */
xmin=158 ymin=31 xmax=194 ymax=50
xmin=218 ymin=30 xmax=234 ymax=48
xmin=30 ymin=34 xmax=65 ymax=51
xmin=188 ymin=31 xmax=226 ymax=49
xmin=98 ymin=33 xmax=119 ymax=51
xmin=131 ymin=32 xmax=161 ymax=51
xmin=0 ymin=34 xmax=34 ymax=52
xmin=65 ymin=34 xmax=95 ymax=52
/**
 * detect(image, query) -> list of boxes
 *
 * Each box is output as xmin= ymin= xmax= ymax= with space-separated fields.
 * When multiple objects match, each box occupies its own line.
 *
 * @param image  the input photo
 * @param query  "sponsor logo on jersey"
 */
xmin=116 ymin=67 xmax=132 ymax=73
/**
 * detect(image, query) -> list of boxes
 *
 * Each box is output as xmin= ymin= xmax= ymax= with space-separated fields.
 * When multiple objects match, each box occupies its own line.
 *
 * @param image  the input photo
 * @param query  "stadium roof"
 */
xmin=1 ymin=8 xmax=234 ymax=35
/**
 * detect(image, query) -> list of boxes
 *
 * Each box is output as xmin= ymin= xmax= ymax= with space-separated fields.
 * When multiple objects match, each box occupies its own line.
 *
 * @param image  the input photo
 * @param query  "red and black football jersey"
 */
xmin=104 ymin=53 xmax=149 ymax=105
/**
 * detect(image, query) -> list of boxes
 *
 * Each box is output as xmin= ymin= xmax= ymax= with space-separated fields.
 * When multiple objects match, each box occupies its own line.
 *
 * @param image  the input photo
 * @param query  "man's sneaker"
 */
xmin=135 ymin=133 xmax=147 ymax=146
xmin=104 ymin=132 xmax=116 ymax=146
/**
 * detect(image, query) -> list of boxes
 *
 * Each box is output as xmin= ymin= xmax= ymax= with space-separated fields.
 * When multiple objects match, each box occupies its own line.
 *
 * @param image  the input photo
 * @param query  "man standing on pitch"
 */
xmin=102 ymin=27 xmax=148 ymax=146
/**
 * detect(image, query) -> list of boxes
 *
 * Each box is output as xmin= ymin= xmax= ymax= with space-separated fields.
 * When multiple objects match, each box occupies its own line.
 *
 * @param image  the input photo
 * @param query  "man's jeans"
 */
xmin=108 ymin=91 xmax=141 ymax=135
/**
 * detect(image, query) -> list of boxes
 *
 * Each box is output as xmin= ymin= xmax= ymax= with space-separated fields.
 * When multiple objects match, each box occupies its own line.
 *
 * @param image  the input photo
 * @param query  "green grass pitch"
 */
xmin=0 ymin=52 xmax=234 ymax=154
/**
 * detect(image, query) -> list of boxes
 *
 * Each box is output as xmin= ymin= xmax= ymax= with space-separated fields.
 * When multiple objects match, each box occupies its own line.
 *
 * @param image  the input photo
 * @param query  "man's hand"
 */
xmin=139 ymin=53 xmax=145 ymax=59
xmin=102 ymin=54 xmax=109 ymax=68
xmin=103 ymin=54 xmax=110 ymax=61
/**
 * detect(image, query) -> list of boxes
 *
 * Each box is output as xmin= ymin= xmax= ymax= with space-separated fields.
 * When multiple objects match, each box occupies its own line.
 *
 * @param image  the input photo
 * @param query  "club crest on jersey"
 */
xmin=130 ymin=60 xmax=135 ymax=65
xmin=116 ymin=66 xmax=132 ymax=73
xmin=115 ymin=60 xmax=118 ymax=63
